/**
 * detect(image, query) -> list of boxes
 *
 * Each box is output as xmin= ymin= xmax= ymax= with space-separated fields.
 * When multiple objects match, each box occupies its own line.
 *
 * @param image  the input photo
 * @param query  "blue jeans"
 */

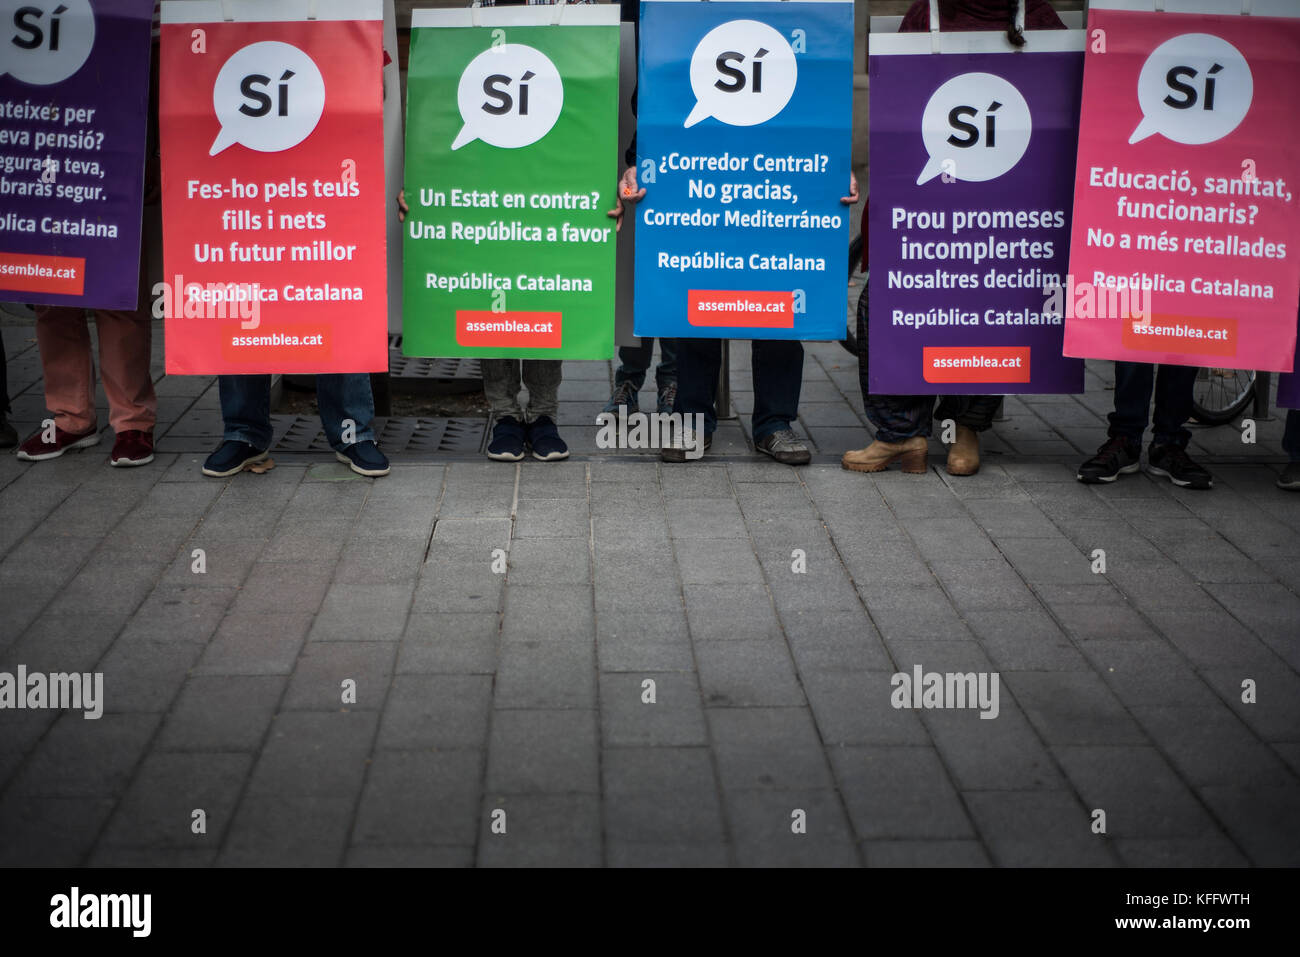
xmin=614 ymin=338 xmax=677 ymax=392
xmin=1284 ymin=409 xmax=1300 ymax=463
xmin=674 ymin=337 xmax=802 ymax=440
xmin=1108 ymin=361 xmax=1197 ymax=448
xmin=218 ymin=373 xmax=376 ymax=452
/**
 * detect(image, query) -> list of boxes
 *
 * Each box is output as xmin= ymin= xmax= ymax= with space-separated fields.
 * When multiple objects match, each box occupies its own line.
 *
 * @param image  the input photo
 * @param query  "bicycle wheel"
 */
xmin=840 ymin=234 xmax=865 ymax=356
xmin=1190 ymin=367 xmax=1256 ymax=425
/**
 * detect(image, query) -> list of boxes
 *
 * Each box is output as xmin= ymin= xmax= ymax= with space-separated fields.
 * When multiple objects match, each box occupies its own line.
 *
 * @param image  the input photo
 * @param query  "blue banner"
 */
xmin=632 ymin=0 xmax=854 ymax=339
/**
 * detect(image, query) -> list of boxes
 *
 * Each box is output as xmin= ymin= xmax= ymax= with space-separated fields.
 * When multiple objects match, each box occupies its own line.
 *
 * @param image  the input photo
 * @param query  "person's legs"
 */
xmin=673 ymin=337 xmax=721 ymax=436
xmin=481 ymin=358 xmax=524 ymax=420
xmin=654 ymin=338 xmax=678 ymax=390
xmin=750 ymin=338 xmax=804 ymax=441
xmin=863 ymin=394 xmax=934 ymax=441
xmin=35 ymin=306 xmax=97 ymax=434
xmin=520 ymin=359 xmax=562 ymax=422
xmin=1150 ymin=364 xmax=1197 ymax=449
xmin=937 ymin=394 xmax=1000 ymax=433
xmin=316 ymin=373 xmax=377 ymax=451
xmin=0 ymin=328 xmax=10 ymax=415
xmin=217 ymin=374 xmax=274 ymax=449
xmin=1284 ymin=409 xmax=1300 ymax=462
xmin=1107 ymin=361 xmax=1156 ymax=443
xmin=613 ymin=339 xmax=653 ymax=392
xmin=93 ymin=307 xmax=156 ymax=434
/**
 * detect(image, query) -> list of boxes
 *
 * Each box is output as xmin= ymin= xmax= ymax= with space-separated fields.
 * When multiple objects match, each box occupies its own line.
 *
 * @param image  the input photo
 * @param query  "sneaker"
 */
xmin=656 ymin=381 xmax=677 ymax=415
xmin=0 ymin=414 xmax=16 ymax=449
xmin=756 ymin=427 xmax=811 ymax=465
xmin=110 ymin=429 xmax=154 ymax=467
xmin=202 ymin=440 xmax=269 ymax=477
xmin=335 ymin=440 xmax=390 ymax=477
xmin=527 ymin=415 xmax=570 ymax=461
xmin=16 ymin=425 xmax=99 ymax=461
xmin=660 ymin=429 xmax=711 ymax=463
xmin=1076 ymin=436 xmax=1141 ymax=484
xmin=487 ymin=416 xmax=526 ymax=461
xmin=1278 ymin=462 xmax=1300 ymax=491
xmin=1147 ymin=443 xmax=1213 ymax=490
xmin=602 ymin=381 xmax=639 ymax=415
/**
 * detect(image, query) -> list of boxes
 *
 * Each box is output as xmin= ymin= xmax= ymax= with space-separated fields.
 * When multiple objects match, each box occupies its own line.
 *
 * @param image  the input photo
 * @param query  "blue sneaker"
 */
xmin=202 ymin=440 xmax=269 ymax=477
xmin=526 ymin=415 xmax=569 ymax=461
xmin=487 ymin=416 xmax=526 ymax=461
xmin=602 ymin=381 xmax=638 ymax=415
xmin=335 ymin=440 xmax=390 ymax=477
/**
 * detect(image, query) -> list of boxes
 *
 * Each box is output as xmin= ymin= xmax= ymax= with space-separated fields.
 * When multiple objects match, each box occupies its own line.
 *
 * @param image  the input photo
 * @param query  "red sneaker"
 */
xmin=16 ymin=425 xmax=100 ymax=461
xmin=110 ymin=429 xmax=155 ymax=467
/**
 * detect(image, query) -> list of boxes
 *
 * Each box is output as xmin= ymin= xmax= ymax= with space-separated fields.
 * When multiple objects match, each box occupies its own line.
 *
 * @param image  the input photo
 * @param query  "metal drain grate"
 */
xmin=389 ymin=334 xmax=483 ymax=394
xmin=269 ymin=415 xmax=485 ymax=453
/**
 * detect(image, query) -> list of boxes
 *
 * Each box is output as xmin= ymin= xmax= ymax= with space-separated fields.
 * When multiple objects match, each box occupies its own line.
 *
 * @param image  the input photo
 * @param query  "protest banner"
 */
xmin=867 ymin=7 xmax=1086 ymax=394
xmin=632 ymin=0 xmax=853 ymax=340
xmin=159 ymin=0 xmax=387 ymax=375
xmin=402 ymin=4 xmax=619 ymax=360
xmin=0 ymin=0 xmax=153 ymax=308
xmin=1064 ymin=0 xmax=1300 ymax=373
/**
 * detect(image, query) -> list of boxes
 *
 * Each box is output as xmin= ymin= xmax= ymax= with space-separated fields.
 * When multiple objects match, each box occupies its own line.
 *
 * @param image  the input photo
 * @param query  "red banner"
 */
xmin=160 ymin=14 xmax=387 ymax=374
xmin=1063 ymin=5 xmax=1300 ymax=372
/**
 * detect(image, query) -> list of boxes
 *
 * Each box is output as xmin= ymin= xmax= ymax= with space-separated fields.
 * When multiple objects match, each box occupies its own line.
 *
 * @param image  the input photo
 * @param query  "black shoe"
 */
xmin=660 ymin=429 xmax=711 ymax=463
xmin=202 ymin=440 xmax=269 ymax=477
xmin=1147 ymin=443 xmax=1213 ymax=489
xmin=487 ymin=416 xmax=526 ymax=462
xmin=0 ymin=414 xmax=16 ymax=449
xmin=335 ymin=440 xmax=390 ymax=476
xmin=526 ymin=415 xmax=570 ymax=461
xmin=656 ymin=381 xmax=677 ymax=415
xmin=602 ymin=381 xmax=639 ymax=415
xmin=1077 ymin=436 xmax=1141 ymax=484
xmin=1278 ymin=462 xmax=1300 ymax=491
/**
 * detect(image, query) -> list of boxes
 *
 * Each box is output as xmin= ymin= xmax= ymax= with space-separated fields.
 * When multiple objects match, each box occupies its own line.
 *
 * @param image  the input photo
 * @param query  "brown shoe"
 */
xmin=945 ymin=425 xmax=980 ymax=476
xmin=110 ymin=430 xmax=155 ymax=467
xmin=841 ymin=436 xmax=928 ymax=474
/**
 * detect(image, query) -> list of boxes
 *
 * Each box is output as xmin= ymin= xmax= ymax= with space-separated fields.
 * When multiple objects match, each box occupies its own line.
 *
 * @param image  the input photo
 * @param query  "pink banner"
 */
xmin=1064 ymin=7 xmax=1300 ymax=372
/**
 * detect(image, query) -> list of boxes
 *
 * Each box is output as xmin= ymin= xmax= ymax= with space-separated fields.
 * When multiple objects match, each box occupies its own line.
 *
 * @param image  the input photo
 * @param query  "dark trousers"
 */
xmin=1108 ymin=361 xmax=1197 ymax=448
xmin=1283 ymin=409 xmax=1300 ymax=463
xmin=219 ymin=373 xmax=375 ymax=452
xmin=614 ymin=337 xmax=677 ymax=391
xmin=674 ymin=337 xmax=803 ymax=440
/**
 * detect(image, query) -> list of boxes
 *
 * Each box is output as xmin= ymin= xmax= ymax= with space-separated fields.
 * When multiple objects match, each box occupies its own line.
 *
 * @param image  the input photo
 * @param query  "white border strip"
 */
xmin=870 ymin=26 xmax=1085 ymax=54
xmin=1089 ymin=0 xmax=1300 ymax=16
xmin=162 ymin=0 xmax=381 ymax=24
xmin=412 ymin=7 xmax=620 ymax=28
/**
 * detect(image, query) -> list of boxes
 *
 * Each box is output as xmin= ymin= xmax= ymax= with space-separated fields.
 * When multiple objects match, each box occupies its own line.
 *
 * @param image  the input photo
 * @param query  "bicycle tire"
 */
xmin=1190 ymin=367 xmax=1256 ymax=425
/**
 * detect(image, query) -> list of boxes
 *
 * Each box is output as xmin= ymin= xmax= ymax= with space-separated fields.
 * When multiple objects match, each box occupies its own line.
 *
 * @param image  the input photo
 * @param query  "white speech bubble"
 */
xmin=452 ymin=44 xmax=563 ymax=151
xmin=210 ymin=41 xmax=325 ymax=156
xmin=0 ymin=0 xmax=95 ymax=85
xmin=1129 ymin=33 xmax=1252 ymax=145
xmin=684 ymin=19 xmax=797 ymax=129
xmin=917 ymin=72 xmax=1032 ymax=186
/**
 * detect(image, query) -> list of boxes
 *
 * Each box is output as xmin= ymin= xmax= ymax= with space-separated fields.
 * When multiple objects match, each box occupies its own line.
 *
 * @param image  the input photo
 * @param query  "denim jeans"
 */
xmin=1107 ymin=361 xmax=1197 ymax=448
xmin=1284 ymin=409 xmax=1300 ymax=463
xmin=614 ymin=338 xmax=677 ymax=392
xmin=674 ymin=337 xmax=803 ymax=440
xmin=481 ymin=358 xmax=561 ymax=421
xmin=219 ymin=373 xmax=376 ymax=452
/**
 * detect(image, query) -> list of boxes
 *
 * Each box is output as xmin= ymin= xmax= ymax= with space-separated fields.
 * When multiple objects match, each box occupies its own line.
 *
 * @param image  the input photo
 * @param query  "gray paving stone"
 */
xmin=599 ymin=673 xmax=708 ymax=747
xmin=377 ymin=674 xmax=491 ymax=750
xmin=494 ymin=638 xmax=595 ymax=710
xmin=308 ymin=583 xmax=414 ymax=643
xmin=397 ymin=613 xmax=500 ymax=674
xmin=475 ymin=793 xmax=601 ymax=867
xmin=157 ymin=675 xmax=284 ymax=751
xmin=352 ymin=750 xmax=482 ymax=846
xmin=963 ymin=609 xmax=1090 ymax=672
xmin=245 ymin=710 xmax=377 ymax=798
xmin=99 ymin=751 xmax=253 ymax=850
xmin=683 ymin=584 xmax=783 ymax=641
xmin=283 ymin=641 xmax=397 ymax=711
xmin=345 ymin=845 xmax=474 ymax=867
xmin=1128 ymin=705 xmax=1295 ymax=789
xmin=9 ymin=712 xmax=160 ymax=798
xmin=1197 ymin=665 xmax=1300 ymax=743
xmin=1003 ymin=671 xmax=1151 ymax=746
xmin=0 ymin=795 xmax=116 ymax=866
xmin=1113 ymin=836 xmax=1249 ymax=867
xmin=829 ymin=746 xmax=974 ymax=840
xmin=504 ymin=538 xmax=591 ymax=585
xmin=726 ymin=788 xmax=858 ymax=867
xmin=606 ymin=841 xmax=730 ymax=867
xmin=97 ymin=638 xmax=204 ymax=714
xmin=708 ymin=707 xmax=833 ymax=791
xmin=217 ymin=794 xmax=354 ymax=867
xmin=963 ymin=790 xmax=1116 ymax=866
xmin=501 ymin=584 xmax=594 ymax=640
xmin=1190 ymin=785 xmax=1300 ymax=865
xmin=695 ymin=641 xmax=804 ymax=708
xmin=193 ymin=612 xmax=313 ymax=676
xmin=486 ymin=710 xmax=599 ymax=793
xmin=666 ymin=498 xmax=750 ymax=540
xmin=513 ymin=499 xmax=590 ymax=538
xmin=864 ymin=839 xmax=991 ymax=867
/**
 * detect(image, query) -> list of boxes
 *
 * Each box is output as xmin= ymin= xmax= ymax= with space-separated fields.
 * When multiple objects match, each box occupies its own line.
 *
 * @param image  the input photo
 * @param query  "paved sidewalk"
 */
xmin=1 ymin=318 xmax=1298 ymax=867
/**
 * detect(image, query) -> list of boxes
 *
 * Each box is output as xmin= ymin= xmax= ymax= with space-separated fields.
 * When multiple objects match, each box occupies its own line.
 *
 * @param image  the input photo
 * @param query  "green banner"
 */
xmin=402 ymin=7 xmax=620 ymax=359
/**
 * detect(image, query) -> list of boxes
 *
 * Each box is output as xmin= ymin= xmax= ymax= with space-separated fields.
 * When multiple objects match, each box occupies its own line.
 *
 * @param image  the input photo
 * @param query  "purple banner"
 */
xmin=0 ymin=0 xmax=153 ymax=308
xmin=867 ymin=47 xmax=1085 ymax=394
